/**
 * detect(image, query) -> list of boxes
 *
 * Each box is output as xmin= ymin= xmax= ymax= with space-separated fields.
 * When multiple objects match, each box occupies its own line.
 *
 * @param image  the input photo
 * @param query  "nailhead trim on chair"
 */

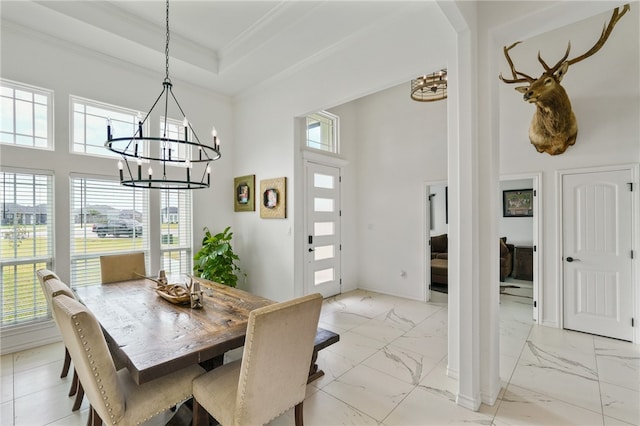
xmin=70 ymin=311 xmax=197 ymax=426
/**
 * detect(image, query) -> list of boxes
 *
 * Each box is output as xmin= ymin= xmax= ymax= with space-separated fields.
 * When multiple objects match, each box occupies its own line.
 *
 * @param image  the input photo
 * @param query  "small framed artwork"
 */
xmin=503 ymin=189 xmax=533 ymax=217
xmin=234 ymin=175 xmax=255 ymax=212
xmin=260 ymin=177 xmax=286 ymax=219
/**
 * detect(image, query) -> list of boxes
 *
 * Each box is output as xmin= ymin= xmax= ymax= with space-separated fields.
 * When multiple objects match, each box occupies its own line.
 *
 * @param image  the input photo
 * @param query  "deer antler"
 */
xmin=538 ymin=42 xmax=571 ymax=74
xmin=499 ymin=42 xmax=536 ymax=84
xmin=566 ymin=4 xmax=630 ymax=66
xmin=500 ymin=4 xmax=630 ymax=82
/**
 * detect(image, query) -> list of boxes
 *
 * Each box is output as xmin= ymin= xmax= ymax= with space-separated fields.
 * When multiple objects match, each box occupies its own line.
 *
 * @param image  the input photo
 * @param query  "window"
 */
xmin=0 ymin=169 xmax=53 ymax=327
xmin=0 ymin=79 xmax=53 ymax=149
xmin=71 ymin=96 xmax=144 ymax=158
xmin=160 ymin=117 xmax=189 ymax=162
xmin=306 ymin=111 xmax=339 ymax=154
xmin=160 ymin=189 xmax=192 ymax=275
xmin=70 ymin=176 xmax=149 ymax=287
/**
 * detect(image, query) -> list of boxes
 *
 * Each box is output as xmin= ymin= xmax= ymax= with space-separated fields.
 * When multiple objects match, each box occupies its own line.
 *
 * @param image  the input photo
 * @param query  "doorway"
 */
xmin=304 ymin=161 xmax=342 ymax=298
xmin=560 ymin=166 xmax=636 ymax=341
xmin=424 ymin=181 xmax=448 ymax=301
xmin=500 ymin=173 xmax=541 ymax=322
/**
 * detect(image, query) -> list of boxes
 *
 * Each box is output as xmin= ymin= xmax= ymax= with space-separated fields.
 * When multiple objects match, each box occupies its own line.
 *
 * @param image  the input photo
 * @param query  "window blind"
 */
xmin=0 ymin=170 xmax=53 ymax=326
xmin=70 ymin=175 xmax=149 ymax=287
xmin=160 ymin=188 xmax=192 ymax=275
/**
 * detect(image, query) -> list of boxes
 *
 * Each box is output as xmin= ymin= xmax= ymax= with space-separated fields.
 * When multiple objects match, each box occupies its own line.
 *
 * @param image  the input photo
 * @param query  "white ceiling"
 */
xmin=0 ymin=1 xmax=434 ymax=97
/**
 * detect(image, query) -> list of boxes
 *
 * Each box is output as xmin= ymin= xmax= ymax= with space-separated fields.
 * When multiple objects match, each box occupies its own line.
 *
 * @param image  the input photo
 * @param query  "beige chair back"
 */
xmin=234 ymin=293 xmax=322 ymax=425
xmin=36 ymin=269 xmax=60 ymax=305
xmin=100 ymin=252 xmax=146 ymax=284
xmin=53 ymin=295 xmax=126 ymax=424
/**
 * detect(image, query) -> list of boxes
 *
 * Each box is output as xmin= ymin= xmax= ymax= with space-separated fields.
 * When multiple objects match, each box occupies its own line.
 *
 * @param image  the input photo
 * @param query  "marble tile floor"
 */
xmin=1 ymin=289 xmax=638 ymax=425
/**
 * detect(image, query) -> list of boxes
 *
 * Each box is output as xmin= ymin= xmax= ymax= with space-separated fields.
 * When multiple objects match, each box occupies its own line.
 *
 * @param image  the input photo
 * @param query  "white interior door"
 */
xmin=305 ymin=162 xmax=341 ymax=297
xmin=562 ymin=169 xmax=634 ymax=341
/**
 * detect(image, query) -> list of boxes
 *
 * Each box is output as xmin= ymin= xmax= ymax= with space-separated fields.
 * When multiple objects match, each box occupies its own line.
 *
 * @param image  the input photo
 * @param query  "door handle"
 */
xmin=308 ymin=248 xmax=314 ymax=252
xmin=566 ymin=256 xmax=580 ymax=262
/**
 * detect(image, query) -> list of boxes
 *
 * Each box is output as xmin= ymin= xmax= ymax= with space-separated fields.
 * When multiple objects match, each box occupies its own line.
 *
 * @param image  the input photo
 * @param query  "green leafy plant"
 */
xmin=193 ymin=226 xmax=243 ymax=287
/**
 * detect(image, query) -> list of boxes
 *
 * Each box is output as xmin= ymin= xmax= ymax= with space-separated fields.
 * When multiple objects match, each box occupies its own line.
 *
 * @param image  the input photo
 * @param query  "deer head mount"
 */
xmin=500 ymin=4 xmax=630 ymax=155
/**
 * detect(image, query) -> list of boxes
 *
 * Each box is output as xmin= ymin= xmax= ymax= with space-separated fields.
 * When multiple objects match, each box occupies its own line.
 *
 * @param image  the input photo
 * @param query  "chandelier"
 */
xmin=410 ymin=69 xmax=447 ymax=102
xmin=105 ymin=0 xmax=220 ymax=189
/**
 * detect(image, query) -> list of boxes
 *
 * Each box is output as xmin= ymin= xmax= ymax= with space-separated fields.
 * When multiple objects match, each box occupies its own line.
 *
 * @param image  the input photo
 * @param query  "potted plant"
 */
xmin=193 ymin=226 xmax=244 ymax=287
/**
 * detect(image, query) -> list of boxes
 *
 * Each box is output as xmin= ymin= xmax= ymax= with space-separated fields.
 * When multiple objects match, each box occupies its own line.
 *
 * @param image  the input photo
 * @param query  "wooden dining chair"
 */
xmin=192 ymin=293 xmax=323 ymax=426
xmin=52 ymin=294 xmax=205 ymax=426
xmin=38 ymin=274 xmax=86 ymax=411
xmin=99 ymin=252 xmax=146 ymax=284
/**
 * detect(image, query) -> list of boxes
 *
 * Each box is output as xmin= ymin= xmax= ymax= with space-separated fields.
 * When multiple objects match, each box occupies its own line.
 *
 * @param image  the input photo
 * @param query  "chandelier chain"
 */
xmin=164 ymin=0 xmax=171 ymax=83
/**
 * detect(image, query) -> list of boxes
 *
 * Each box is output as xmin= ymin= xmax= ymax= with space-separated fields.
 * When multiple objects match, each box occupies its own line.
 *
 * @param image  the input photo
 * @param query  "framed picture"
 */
xmin=503 ymin=189 xmax=533 ymax=217
xmin=234 ymin=175 xmax=255 ymax=212
xmin=260 ymin=177 xmax=286 ymax=219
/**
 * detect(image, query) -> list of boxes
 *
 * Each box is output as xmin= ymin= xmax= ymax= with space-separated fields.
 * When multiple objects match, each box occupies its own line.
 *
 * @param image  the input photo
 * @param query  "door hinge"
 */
xmin=339 ymin=210 xmax=342 ymax=217
xmin=533 ymin=301 xmax=537 ymax=308
xmin=533 ymin=190 xmax=537 ymax=196
xmin=339 ymin=176 xmax=342 ymax=183
xmin=632 ymin=250 xmax=635 ymax=259
xmin=534 ymin=245 xmax=537 ymax=252
xmin=628 ymin=182 xmax=633 ymax=192
xmin=340 ymin=278 xmax=342 ymax=285
xmin=339 ymin=244 xmax=342 ymax=251
xmin=632 ymin=318 xmax=635 ymax=327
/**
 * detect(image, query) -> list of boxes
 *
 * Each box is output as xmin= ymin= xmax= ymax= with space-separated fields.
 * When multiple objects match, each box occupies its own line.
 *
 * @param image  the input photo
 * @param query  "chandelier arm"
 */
xmin=167 ymin=86 xmax=203 ymax=144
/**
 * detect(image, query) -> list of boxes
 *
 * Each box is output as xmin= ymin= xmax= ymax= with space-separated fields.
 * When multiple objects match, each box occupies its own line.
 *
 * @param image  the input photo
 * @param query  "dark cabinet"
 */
xmin=514 ymin=246 xmax=534 ymax=281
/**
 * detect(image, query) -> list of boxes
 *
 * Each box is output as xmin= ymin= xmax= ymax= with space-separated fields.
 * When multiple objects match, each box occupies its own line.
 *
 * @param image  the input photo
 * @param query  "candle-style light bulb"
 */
xmin=107 ymin=118 xmax=112 ymax=140
xmin=206 ymin=165 xmax=211 ymax=186
xmin=137 ymin=113 xmax=143 ymax=138
xmin=117 ymin=160 xmax=123 ymax=181
xmin=183 ymin=117 xmax=189 ymax=142
xmin=211 ymin=127 xmax=217 ymax=138
xmin=148 ymin=167 xmax=153 ymax=178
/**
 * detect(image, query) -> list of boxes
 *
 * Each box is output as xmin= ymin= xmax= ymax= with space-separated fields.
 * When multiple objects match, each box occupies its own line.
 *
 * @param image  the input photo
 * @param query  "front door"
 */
xmin=305 ymin=162 xmax=341 ymax=297
xmin=562 ymin=168 xmax=634 ymax=341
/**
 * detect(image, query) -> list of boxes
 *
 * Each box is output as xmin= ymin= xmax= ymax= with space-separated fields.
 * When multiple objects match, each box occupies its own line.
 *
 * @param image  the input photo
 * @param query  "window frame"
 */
xmin=69 ymin=173 xmax=149 ymax=288
xmin=0 ymin=79 xmax=54 ymax=151
xmin=0 ymin=167 xmax=54 ymax=328
xmin=160 ymin=188 xmax=193 ymax=275
xmin=305 ymin=111 xmax=339 ymax=154
xmin=70 ymin=95 xmax=146 ymax=159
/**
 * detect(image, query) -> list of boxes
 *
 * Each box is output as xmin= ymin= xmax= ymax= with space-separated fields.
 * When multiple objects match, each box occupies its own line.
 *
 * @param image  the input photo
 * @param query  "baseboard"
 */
xmin=0 ymin=320 xmax=61 ymax=355
xmin=456 ymin=392 xmax=481 ymax=411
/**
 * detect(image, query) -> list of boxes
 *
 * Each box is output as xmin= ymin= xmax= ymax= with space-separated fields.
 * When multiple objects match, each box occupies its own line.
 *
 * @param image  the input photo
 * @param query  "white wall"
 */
xmin=498 ymin=179 xmax=533 ymax=246
xmin=353 ymin=84 xmax=447 ymax=299
xmin=232 ymin=3 xmax=454 ymax=302
xmin=493 ymin=3 xmax=640 ymax=327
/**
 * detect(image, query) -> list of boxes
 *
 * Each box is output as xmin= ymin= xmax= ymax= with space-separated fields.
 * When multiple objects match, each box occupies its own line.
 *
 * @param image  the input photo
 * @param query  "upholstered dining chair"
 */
xmin=192 ymin=293 xmax=323 ymax=426
xmin=52 ymin=294 xmax=205 ymax=426
xmin=37 ymin=270 xmax=87 ymax=411
xmin=36 ymin=269 xmax=69 ymax=376
xmin=99 ymin=252 xmax=146 ymax=284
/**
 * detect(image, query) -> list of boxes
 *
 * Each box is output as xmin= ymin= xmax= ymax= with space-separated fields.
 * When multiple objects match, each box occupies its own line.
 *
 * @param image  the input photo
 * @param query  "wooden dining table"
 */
xmin=73 ymin=277 xmax=275 ymax=385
